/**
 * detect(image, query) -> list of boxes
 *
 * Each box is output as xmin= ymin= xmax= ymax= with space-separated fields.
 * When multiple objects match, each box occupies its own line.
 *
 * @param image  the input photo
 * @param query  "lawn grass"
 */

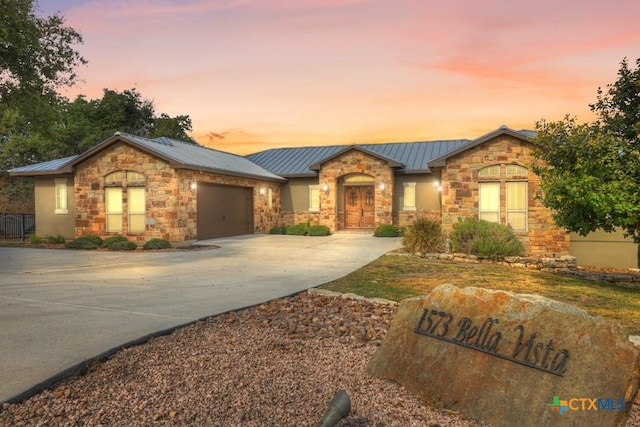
xmin=319 ymin=254 xmax=640 ymax=335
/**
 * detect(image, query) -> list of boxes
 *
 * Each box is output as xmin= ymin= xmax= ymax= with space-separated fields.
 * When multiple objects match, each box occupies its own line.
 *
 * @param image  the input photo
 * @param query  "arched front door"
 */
xmin=344 ymin=185 xmax=375 ymax=228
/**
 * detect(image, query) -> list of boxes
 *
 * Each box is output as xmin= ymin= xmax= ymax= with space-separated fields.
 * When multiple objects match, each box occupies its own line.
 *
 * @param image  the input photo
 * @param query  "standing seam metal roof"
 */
xmin=8 ymin=155 xmax=78 ymax=174
xmin=246 ymin=139 xmax=472 ymax=177
xmin=114 ymin=133 xmax=285 ymax=181
xmin=9 ymin=133 xmax=286 ymax=182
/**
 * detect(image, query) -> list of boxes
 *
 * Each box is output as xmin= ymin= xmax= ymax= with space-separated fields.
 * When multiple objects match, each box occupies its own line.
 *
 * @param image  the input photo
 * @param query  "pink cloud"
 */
xmin=56 ymin=0 xmax=640 ymax=155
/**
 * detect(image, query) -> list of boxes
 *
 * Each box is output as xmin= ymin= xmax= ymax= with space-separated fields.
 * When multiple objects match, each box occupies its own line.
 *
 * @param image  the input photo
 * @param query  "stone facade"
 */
xmin=439 ymin=134 xmax=569 ymax=255
xmin=74 ymin=143 xmax=280 ymax=243
xmin=279 ymin=212 xmax=321 ymax=228
xmin=317 ymin=149 xmax=394 ymax=231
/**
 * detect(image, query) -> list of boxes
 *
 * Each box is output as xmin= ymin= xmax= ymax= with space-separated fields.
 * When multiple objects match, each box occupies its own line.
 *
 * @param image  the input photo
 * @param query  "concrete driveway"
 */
xmin=0 ymin=233 xmax=400 ymax=404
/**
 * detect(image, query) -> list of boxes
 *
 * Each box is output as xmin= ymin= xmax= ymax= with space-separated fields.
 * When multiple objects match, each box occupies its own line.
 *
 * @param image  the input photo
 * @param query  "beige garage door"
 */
xmin=197 ymin=183 xmax=254 ymax=239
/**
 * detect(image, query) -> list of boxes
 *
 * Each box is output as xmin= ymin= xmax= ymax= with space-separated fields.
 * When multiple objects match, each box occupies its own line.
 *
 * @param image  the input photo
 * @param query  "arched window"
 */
xmin=478 ymin=165 xmax=501 ymax=177
xmin=105 ymin=170 xmax=146 ymax=233
xmin=478 ymin=164 xmax=528 ymax=232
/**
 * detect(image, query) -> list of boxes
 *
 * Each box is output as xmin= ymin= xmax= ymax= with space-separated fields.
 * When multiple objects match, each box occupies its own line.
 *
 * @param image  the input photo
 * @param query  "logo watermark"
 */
xmin=548 ymin=395 xmax=625 ymax=415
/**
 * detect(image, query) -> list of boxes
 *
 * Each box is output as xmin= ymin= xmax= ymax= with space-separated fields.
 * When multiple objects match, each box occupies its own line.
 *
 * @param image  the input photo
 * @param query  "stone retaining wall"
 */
xmin=419 ymin=252 xmax=640 ymax=289
xmin=423 ymin=253 xmax=578 ymax=271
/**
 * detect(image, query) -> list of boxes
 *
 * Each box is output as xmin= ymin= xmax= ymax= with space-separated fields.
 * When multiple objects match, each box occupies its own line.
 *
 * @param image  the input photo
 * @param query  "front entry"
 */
xmin=345 ymin=185 xmax=375 ymax=229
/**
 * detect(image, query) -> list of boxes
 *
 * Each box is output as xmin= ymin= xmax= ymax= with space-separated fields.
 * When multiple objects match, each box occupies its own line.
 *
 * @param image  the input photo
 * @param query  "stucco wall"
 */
xmin=570 ymin=230 xmax=638 ymax=269
xmin=439 ymin=135 xmax=569 ymax=255
xmin=281 ymin=177 xmax=318 ymax=212
xmin=393 ymin=174 xmax=441 ymax=227
xmin=33 ymin=176 xmax=75 ymax=239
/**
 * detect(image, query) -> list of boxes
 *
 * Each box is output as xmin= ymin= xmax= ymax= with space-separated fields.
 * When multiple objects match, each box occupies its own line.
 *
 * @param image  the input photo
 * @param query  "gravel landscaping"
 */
xmin=0 ymin=290 xmax=638 ymax=426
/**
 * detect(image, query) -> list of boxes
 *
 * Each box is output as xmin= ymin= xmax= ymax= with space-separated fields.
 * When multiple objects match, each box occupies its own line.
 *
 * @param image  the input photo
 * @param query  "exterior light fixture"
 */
xmin=190 ymin=181 xmax=197 ymax=191
xmin=322 ymin=182 xmax=329 ymax=195
xmin=259 ymin=187 xmax=266 ymax=196
xmin=379 ymin=179 xmax=386 ymax=195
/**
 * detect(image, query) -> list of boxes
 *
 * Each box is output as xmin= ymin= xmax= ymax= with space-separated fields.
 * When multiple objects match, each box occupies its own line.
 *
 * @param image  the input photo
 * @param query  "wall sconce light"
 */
xmin=379 ymin=179 xmax=386 ymax=195
xmin=433 ymin=180 xmax=442 ymax=192
xmin=322 ymin=182 xmax=329 ymax=195
xmin=189 ymin=181 xmax=197 ymax=191
xmin=259 ymin=187 xmax=266 ymax=196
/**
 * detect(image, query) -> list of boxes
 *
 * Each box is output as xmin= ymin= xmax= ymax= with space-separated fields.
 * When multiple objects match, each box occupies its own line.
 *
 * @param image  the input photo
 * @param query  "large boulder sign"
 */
xmin=367 ymin=284 xmax=640 ymax=427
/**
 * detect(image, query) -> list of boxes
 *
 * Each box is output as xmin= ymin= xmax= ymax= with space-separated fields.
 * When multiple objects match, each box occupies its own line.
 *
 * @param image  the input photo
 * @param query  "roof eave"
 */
xmin=279 ymin=173 xmax=318 ymax=179
xmin=395 ymin=169 xmax=431 ymax=175
xmin=177 ymin=165 xmax=286 ymax=183
xmin=9 ymin=169 xmax=74 ymax=177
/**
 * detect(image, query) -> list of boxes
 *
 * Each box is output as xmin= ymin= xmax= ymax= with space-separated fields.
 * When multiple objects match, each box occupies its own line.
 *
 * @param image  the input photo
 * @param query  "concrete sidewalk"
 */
xmin=0 ymin=233 xmax=401 ymax=404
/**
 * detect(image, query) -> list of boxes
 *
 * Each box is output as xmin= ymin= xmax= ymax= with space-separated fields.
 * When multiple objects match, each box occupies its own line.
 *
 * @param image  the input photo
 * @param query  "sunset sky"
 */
xmin=39 ymin=0 xmax=640 ymax=155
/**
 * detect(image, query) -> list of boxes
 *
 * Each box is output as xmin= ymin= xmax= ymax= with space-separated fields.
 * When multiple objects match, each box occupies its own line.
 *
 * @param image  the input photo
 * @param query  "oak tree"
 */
xmin=533 ymin=58 xmax=640 ymax=264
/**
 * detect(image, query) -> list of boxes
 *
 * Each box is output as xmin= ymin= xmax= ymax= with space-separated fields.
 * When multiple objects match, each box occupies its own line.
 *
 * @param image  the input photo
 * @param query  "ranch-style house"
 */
xmin=8 ymin=125 xmax=636 ymax=267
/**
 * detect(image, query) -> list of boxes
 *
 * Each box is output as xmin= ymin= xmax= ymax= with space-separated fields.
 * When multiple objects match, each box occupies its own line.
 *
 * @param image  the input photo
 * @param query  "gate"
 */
xmin=0 ymin=213 xmax=35 ymax=240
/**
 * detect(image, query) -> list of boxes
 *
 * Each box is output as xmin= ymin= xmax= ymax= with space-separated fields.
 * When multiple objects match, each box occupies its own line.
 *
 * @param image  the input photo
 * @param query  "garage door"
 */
xmin=197 ymin=183 xmax=254 ymax=239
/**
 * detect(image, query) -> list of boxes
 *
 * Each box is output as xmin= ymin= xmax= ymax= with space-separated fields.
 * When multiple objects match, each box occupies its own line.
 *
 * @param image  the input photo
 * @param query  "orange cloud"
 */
xmin=56 ymin=0 xmax=639 ymax=156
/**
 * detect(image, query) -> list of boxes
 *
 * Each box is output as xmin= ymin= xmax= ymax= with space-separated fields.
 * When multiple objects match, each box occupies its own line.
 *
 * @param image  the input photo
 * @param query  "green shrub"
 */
xmin=286 ymin=222 xmax=309 ymax=236
xmin=143 ymin=238 xmax=172 ymax=250
xmin=102 ymin=236 xmax=137 ymax=250
xmin=44 ymin=234 xmax=66 ymax=244
xmin=66 ymin=238 xmax=99 ymax=250
xmin=450 ymin=218 xmax=524 ymax=259
xmin=402 ymin=216 xmax=445 ymax=253
xmin=374 ymin=224 xmax=399 ymax=237
xmin=28 ymin=234 xmax=43 ymax=244
xmin=77 ymin=235 xmax=103 ymax=246
xmin=269 ymin=226 xmax=287 ymax=235
xmin=105 ymin=240 xmax=138 ymax=251
xmin=308 ymin=225 xmax=331 ymax=236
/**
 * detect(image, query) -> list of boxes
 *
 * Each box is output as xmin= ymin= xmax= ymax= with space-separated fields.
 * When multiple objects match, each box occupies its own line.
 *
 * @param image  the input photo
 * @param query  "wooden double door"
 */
xmin=345 ymin=185 xmax=375 ymax=229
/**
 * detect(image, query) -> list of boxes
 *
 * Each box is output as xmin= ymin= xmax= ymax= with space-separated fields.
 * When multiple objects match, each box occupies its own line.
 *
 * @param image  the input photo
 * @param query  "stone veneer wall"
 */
xmin=274 ymin=212 xmax=321 ymax=228
xmin=74 ymin=143 xmax=281 ymax=242
xmin=439 ymin=135 xmax=569 ymax=255
xmin=318 ymin=150 xmax=394 ymax=231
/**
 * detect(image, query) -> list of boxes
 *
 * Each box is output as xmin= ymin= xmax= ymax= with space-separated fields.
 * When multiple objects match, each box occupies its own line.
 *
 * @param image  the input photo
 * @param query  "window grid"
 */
xmin=478 ymin=182 xmax=500 ymax=223
xmin=104 ymin=170 xmax=146 ymax=233
xmin=477 ymin=164 xmax=529 ymax=232
xmin=105 ymin=187 xmax=123 ymax=232
xmin=127 ymin=187 xmax=146 ymax=232
xmin=506 ymin=181 xmax=528 ymax=232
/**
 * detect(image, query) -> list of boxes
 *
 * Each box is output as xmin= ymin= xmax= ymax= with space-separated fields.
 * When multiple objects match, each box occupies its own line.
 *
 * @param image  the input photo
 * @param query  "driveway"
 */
xmin=0 ymin=233 xmax=401 ymax=404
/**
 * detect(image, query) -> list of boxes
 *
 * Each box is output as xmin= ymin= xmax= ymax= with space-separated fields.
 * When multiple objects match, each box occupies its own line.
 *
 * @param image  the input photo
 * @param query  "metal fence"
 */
xmin=0 ymin=213 xmax=35 ymax=240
